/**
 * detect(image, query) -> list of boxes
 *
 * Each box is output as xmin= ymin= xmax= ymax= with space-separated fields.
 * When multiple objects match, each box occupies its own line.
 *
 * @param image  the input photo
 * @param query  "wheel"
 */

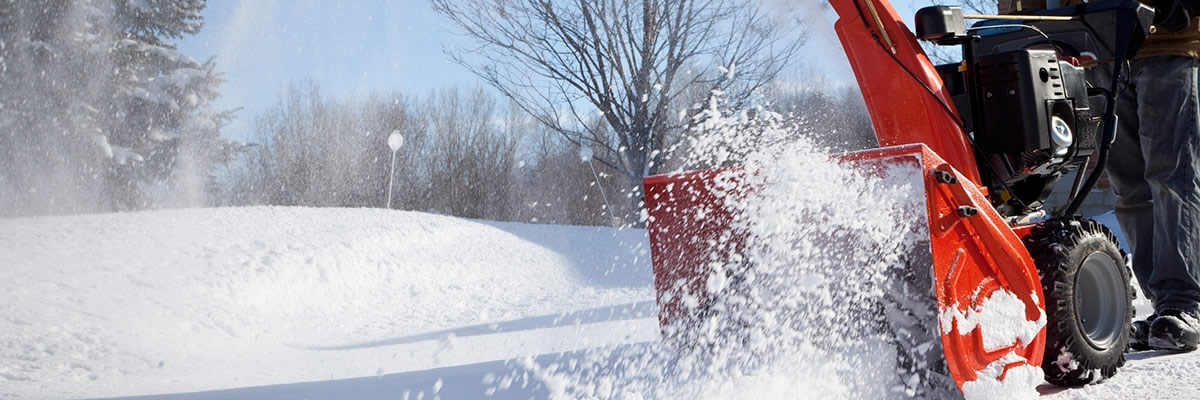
xmin=1025 ymin=217 xmax=1134 ymax=386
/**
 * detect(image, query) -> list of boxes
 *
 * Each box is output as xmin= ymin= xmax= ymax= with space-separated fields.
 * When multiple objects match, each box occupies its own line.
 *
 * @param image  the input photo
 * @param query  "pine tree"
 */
xmin=0 ymin=0 xmax=237 ymax=216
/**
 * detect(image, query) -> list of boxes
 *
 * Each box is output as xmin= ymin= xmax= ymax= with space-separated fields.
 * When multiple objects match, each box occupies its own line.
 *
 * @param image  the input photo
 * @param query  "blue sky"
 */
xmin=177 ymin=0 xmax=482 ymax=140
xmin=178 ymin=0 xmax=927 ymax=142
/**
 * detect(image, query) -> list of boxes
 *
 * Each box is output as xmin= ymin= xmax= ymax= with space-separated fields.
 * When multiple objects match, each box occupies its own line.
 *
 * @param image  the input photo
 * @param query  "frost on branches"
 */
xmin=0 ymin=0 xmax=239 ymax=216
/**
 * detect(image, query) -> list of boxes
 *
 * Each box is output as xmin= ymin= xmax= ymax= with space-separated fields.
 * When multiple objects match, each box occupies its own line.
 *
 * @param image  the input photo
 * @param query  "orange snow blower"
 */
xmin=644 ymin=0 xmax=1154 ymax=396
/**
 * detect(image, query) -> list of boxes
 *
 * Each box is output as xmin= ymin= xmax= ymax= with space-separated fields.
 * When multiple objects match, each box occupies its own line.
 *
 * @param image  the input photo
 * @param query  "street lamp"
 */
xmin=580 ymin=145 xmax=616 ymax=226
xmin=386 ymin=130 xmax=404 ymax=209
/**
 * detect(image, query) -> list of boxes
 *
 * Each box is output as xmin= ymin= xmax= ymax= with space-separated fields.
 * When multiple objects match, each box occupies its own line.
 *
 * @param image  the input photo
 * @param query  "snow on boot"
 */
xmin=1130 ymin=315 xmax=1155 ymax=352
xmin=1149 ymin=310 xmax=1200 ymax=352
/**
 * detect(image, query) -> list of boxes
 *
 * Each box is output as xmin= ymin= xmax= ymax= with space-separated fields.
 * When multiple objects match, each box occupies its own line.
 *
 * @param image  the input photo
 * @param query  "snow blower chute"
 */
xmin=644 ymin=0 xmax=1153 ymax=395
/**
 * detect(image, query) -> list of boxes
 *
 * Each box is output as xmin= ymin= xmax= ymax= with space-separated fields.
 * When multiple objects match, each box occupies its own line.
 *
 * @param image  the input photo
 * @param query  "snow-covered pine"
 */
xmin=0 ymin=0 xmax=238 ymax=216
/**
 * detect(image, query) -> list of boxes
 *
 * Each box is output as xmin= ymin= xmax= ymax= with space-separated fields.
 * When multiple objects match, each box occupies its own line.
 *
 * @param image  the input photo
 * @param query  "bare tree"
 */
xmin=431 ymin=0 xmax=806 ymax=220
xmin=422 ymin=88 xmax=521 ymax=219
xmin=969 ymin=0 xmax=1000 ymax=14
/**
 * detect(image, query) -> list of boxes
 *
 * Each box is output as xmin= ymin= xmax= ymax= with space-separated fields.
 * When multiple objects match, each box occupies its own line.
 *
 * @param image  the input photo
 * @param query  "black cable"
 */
xmin=1065 ymin=56 xmax=1128 ymax=216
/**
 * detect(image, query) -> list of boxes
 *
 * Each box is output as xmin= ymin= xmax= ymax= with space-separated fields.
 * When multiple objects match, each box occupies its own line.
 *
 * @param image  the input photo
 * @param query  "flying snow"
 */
xmin=499 ymin=98 xmax=958 ymax=399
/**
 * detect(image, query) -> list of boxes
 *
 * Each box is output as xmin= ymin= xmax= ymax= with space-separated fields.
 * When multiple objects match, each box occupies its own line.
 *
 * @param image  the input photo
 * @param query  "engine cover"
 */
xmin=974 ymin=49 xmax=1095 ymax=159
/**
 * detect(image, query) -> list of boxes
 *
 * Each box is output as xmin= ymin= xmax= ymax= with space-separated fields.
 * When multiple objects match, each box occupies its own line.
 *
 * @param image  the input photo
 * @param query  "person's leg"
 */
xmin=1096 ymin=60 xmax=1157 ymax=349
xmin=1100 ymin=62 xmax=1154 ymax=300
xmin=1135 ymin=56 xmax=1200 ymax=312
xmin=1135 ymin=56 xmax=1200 ymax=350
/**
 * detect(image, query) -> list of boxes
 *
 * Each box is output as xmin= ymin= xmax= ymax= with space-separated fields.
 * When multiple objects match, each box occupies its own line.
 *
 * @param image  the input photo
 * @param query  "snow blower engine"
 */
xmin=642 ymin=0 xmax=1154 ymax=397
xmin=916 ymin=1 xmax=1150 ymax=221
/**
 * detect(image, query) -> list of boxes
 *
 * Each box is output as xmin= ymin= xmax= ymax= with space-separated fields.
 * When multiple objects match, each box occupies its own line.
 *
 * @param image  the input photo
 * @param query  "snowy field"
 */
xmin=1 ymin=207 xmax=1197 ymax=399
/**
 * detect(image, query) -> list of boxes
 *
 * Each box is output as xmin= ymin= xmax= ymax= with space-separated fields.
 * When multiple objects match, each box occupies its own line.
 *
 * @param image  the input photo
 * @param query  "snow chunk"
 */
xmin=940 ymin=290 xmax=1047 ymax=351
xmin=961 ymin=352 xmax=1043 ymax=400
xmin=111 ymin=145 xmax=144 ymax=165
xmin=93 ymin=134 xmax=113 ymax=158
xmin=717 ymin=63 xmax=736 ymax=80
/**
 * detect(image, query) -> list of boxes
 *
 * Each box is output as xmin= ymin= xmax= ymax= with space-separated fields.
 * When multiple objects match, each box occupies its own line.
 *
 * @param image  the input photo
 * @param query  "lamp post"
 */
xmin=580 ymin=146 xmax=615 ymax=226
xmin=386 ymin=130 xmax=404 ymax=209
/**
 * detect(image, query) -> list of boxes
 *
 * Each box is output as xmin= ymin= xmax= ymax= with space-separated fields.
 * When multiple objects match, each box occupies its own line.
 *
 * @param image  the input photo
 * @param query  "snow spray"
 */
xmin=491 ymin=100 xmax=961 ymax=399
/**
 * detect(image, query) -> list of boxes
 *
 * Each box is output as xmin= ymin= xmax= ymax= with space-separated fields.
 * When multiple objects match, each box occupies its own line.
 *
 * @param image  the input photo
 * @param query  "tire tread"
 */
xmin=1025 ymin=217 xmax=1133 ymax=386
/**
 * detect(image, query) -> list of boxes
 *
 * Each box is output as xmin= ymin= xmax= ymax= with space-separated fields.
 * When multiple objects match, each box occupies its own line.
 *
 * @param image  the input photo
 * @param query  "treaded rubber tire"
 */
xmin=1025 ymin=217 xmax=1134 ymax=386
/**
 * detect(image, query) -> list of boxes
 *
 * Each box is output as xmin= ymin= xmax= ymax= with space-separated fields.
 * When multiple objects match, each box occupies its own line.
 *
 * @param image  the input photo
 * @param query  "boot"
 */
xmin=1129 ymin=314 xmax=1156 ymax=351
xmin=1149 ymin=309 xmax=1200 ymax=352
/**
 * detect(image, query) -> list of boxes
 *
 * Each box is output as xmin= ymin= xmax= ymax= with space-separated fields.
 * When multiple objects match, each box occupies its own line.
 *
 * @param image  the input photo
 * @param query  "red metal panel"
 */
xmin=910 ymin=145 xmax=1045 ymax=387
xmin=830 ymin=0 xmax=983 ymax=186
xmin=643 ymin=169 xmax=745 ymax=336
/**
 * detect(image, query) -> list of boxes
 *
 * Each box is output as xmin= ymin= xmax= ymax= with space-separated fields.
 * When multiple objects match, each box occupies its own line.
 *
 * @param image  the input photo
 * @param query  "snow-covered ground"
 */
xmin=1 ymin=207 xmax=1197 ymax=399
xmin=0 ymin=207 xmax=656 ymax=399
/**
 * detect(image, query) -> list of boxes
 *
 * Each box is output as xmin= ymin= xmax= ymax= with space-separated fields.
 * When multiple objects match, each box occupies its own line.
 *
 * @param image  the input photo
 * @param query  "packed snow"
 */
xmin=940 ymin=290 xmax=1046 ymax=352
xmin=961 ymin=357 xmax=1043 ymax=400
xmin=941 ymin=289 xmax=1047 ymax=400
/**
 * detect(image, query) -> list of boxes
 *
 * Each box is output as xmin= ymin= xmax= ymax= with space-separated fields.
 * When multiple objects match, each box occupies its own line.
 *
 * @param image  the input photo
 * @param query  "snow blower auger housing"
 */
xmin=644 ymin=0 xmax=1151 ymax=395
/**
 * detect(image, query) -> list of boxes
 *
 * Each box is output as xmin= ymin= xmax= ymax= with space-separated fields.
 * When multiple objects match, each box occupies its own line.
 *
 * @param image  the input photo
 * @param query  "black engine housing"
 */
xmin=936 ymin=49 xmax=1102 ymax=217
xmin=975 ymin=49 xmax=1097 ymax=157
xmin=921 ymin=0 xmax=1154 ymax=219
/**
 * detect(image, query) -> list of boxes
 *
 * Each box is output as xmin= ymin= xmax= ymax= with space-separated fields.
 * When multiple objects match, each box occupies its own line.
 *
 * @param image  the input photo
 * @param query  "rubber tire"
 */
xmin=1026 ymin=217 xmax=1134 ymax=386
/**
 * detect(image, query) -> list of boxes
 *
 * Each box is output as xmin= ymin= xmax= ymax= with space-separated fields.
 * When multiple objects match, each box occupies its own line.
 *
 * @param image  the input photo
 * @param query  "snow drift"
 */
xmin=0 ymin=207 xmax=653 ymax=398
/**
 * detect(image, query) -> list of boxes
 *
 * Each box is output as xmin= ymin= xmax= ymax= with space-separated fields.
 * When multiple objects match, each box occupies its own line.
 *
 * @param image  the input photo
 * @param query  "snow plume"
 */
xmin=0 ymin=0 xmax=233 ymax=217
xmin=504 ymin=95 xmax=956 ymax=399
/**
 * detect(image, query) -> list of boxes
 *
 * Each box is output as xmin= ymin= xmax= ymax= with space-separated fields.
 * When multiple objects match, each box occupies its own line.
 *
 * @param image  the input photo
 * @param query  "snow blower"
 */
xmin=644 ymin=0 xmax=1153 ymax=396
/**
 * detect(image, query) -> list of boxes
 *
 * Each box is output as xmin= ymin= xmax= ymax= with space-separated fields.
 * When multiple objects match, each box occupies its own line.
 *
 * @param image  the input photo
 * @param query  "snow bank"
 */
xmin=0 ymin=207 xmax=652 ymax=398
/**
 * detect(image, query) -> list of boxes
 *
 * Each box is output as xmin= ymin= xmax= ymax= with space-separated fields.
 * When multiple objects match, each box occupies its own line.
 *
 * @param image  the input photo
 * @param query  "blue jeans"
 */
xmin=1102 ymin=56 xmax=1200 ymax=313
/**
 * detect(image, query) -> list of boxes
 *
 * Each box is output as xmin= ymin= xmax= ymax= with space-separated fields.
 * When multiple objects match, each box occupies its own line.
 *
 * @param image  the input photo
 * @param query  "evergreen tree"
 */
xmin=0 ymin=0 xmax=237 ymax=216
